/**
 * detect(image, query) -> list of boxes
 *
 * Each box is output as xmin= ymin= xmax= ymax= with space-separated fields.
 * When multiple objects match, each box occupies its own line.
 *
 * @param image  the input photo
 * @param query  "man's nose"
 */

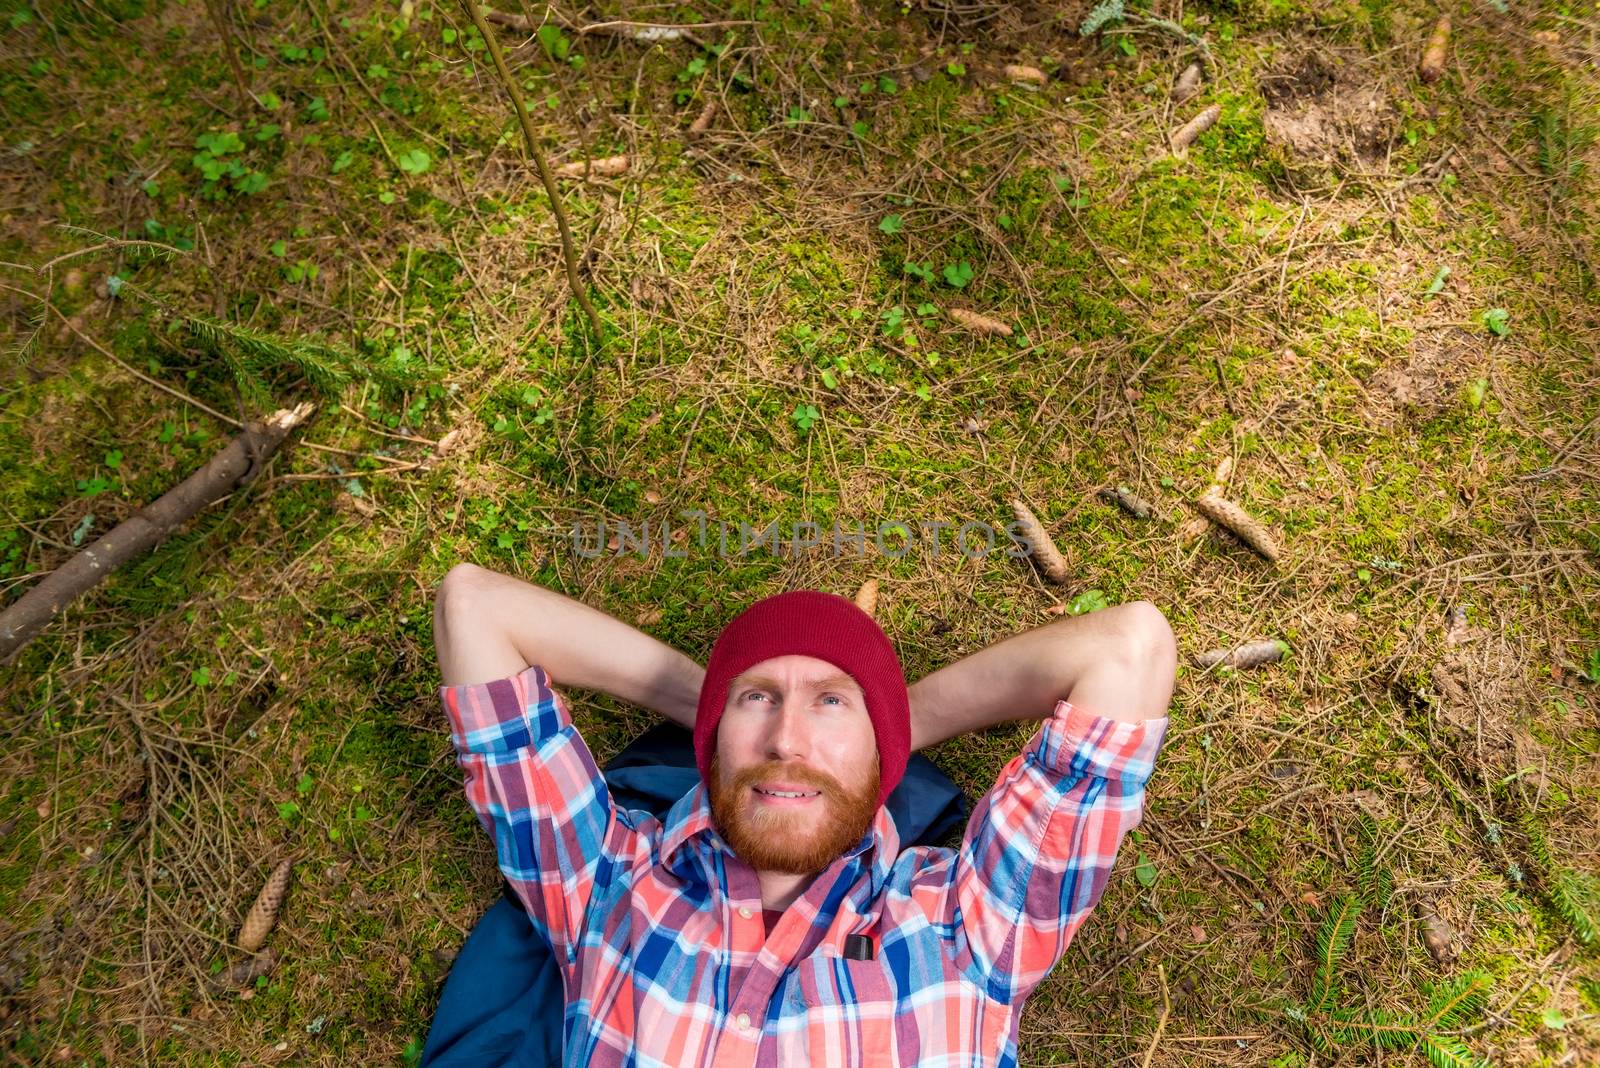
xmin=763 ymin=702 xmax=808 ymax=762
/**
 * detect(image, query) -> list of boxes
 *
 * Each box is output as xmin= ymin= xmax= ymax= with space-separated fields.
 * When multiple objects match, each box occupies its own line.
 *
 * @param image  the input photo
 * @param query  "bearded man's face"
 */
xmin=708 ymin=655 xmax=881 ymax=875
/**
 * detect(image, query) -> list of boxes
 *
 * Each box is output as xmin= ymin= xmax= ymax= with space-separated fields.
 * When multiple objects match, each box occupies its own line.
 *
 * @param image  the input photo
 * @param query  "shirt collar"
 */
xmin=660 ymin=784 xmax=902 ymax=886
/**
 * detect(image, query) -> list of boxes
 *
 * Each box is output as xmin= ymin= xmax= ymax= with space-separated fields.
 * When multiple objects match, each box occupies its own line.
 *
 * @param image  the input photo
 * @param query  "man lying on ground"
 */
xmin=426 ymin=563 xmax=1175 ymax=1066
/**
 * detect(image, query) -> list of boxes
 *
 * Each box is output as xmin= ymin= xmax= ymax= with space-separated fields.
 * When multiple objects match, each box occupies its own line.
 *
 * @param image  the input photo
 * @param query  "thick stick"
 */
xmin=461 ymin=1 xmax=604 ymax=343
xmin=0 ymin=404 xmax=313 ymax=664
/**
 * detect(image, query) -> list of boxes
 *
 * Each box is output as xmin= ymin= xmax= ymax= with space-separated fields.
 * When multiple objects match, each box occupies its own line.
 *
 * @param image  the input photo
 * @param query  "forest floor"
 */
xmin=2 ymin=0 xmax=1598 ymax=1064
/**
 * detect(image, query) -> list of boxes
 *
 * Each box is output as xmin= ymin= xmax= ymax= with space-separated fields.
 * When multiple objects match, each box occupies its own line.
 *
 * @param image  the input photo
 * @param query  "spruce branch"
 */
xmin=1309 ymin=895 xmax=1361 ymax=1013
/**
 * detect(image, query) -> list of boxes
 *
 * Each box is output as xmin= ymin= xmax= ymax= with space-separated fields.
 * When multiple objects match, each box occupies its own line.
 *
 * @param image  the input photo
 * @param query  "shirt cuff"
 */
xmin=440 ymin=664 xmax=571 ymax=755
xmin=1032 ymin=701 xmax=1168 ymax=785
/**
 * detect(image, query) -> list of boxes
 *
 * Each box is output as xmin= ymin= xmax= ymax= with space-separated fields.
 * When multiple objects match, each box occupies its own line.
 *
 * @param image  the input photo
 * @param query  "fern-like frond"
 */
xmin=1309 ymin=895 xmax=1361 ymax=1012
xmin=1423 ymin=1034 xmax=1494 ymax=1068
xmin=1550 ymin=869 xmax=1599 ymax=945
xmin=1079 ymin=0 xmax=1126 ymax=35
xmin=1521 ymin=814 xmax=1599 ymax=944
xmin=1424 ymin=971 xmax=1493 ymax=1029
xmin=1354 ymin=816 xmax=1395 ymax=908
xmin=1328 ymin=1006 xmax=1424 ymax=1050
xmin=181 ymin=312 xmax=364 ymax=399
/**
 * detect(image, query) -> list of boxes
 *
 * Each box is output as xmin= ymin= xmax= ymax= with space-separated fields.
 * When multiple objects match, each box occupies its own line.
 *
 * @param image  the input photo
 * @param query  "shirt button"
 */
xmin=738 ymin=906 xmax=753 ymax=919
xmin=736 ymin=1013 xmax=751 ymax=1031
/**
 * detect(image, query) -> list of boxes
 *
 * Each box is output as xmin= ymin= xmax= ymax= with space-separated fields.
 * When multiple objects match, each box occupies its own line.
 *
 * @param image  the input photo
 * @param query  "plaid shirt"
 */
xmin=444 ymin=665 xmax=1167 ymax=1067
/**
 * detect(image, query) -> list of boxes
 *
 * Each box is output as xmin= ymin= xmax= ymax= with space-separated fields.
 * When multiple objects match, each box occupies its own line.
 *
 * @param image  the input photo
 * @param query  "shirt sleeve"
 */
xmin=441 ymin=664 xmax=618 ymax=967
xmin=952 ymin=702 xmax=1167 ymax=1003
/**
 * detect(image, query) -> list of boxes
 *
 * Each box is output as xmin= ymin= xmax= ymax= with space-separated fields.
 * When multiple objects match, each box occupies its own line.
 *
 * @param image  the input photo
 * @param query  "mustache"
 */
xmin=726 ymin=760 xmax=844 ymax=797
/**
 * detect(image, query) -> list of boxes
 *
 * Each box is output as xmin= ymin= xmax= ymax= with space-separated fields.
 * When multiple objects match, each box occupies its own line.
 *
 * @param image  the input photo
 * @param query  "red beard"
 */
xmin=708 ymin=755 xmax=881 ymax=875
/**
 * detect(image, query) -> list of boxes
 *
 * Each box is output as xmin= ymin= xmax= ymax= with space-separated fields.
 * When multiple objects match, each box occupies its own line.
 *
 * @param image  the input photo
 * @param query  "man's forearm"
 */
xmin=434 ymin=564 xmax=704 ymax=728
xmin=906 ymin=601 xmax=1176 ymax=750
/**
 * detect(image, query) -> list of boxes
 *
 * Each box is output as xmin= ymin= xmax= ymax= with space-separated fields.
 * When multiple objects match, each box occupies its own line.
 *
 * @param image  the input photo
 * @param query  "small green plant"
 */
xmin=396 ymin=147 xmax=432 ymax=175
xmin=537 ymin=23 xmax=583 ymax=67
xmin=1068 ymin=589 xmax=1108 ymax=615
xmin=878 ymin=214 xmax=903 ymax=235
xmin=192 ymin=130 xmax=269 ymax=199
xmin=880 ymin=306 xmax=907 ymax=338
xmin=1481 ymin=308 xmax=1510 ymax=337
xmin=942 ymin=261 xmax=974 ymax=289
xmin=903 ymin=261 xmax=934 ymax=283
xmin=1581 ymin=648 xmax=1600 ymax=684
xmin=674 ymin=54 xmax=708 ymax=104
xmin=792 ymin=403 xmax=821 ymax=432
xmin=1425 ymin=264 xmax=1450 ymax=297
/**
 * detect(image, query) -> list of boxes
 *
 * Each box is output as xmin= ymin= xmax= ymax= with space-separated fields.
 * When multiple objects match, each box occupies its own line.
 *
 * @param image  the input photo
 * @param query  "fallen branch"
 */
xmin=461 ymin=1 xmax=604 ymax=342
xmin=1192 ymin=490 xmax=1280 ymax=563
xmin=0 ymin=404 xmax=314 ymax=664
xmin=1010 ymin=500 xmax=1069 ymax=584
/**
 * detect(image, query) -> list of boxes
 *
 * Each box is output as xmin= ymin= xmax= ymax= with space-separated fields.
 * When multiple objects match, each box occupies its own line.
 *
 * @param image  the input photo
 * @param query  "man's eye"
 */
xmin=821 ymin=694 xmax=843 ymax=705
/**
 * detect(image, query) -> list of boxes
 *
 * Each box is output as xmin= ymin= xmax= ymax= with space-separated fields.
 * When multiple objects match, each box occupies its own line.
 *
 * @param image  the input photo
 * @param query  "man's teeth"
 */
xmin=756 ymin=787 xmax=819 ymax=798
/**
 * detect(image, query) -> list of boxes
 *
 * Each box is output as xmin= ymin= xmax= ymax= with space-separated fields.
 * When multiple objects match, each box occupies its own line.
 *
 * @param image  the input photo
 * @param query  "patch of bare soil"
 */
xmin=1365 ymin=330 xmax=1474 ymax=425
xmin=1427 ymin=608 xmax=1543 ymax=785
xmin=1260 ymin=49 xmax=1398 ymax=179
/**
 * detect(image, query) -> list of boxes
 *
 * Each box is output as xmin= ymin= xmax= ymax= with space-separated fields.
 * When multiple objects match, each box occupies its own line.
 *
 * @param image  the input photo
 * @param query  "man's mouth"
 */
xmin=752 ymin=785 xmax=822 ymax=803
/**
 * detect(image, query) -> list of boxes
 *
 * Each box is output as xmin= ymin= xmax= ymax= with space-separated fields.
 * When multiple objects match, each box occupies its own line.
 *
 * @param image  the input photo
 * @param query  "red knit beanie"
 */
xmin=694 ymin=590 xmax=910 ymax=806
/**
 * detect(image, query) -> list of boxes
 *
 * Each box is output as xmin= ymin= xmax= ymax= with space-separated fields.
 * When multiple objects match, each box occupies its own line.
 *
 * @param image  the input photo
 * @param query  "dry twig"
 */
xmin=1138 ymin=963 xmax=1172 ymax=1068
xmin=461 ymin=1 xmax=604 ymax=342
xmin=200 ymin=0 xmax=254 ymax=109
